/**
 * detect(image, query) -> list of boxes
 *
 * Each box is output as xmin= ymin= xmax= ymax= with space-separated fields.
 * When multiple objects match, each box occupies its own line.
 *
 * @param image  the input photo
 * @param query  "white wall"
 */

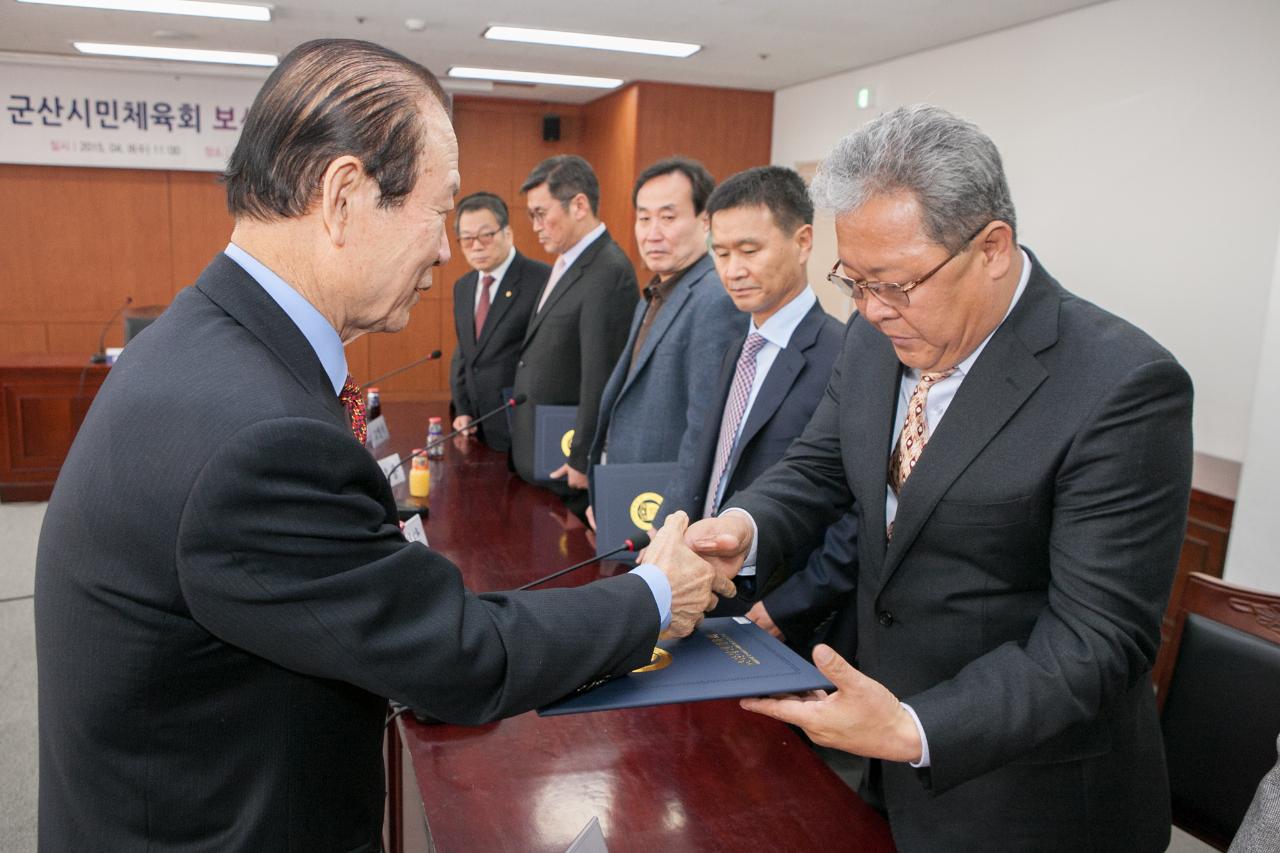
xmin=773 ymin=0 xmax=1280 ymax=464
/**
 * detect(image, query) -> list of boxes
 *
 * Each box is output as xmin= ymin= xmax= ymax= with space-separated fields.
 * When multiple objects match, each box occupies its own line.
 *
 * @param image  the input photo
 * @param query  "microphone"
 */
xmin=361 ymin=350 xmax=443 ymax=388
xmin=516 ymin=531 xmax=651 ymax=591
xmin=386 ymin=394 xmax=526 ymax=477
xmin=90 ymin=296 xmax=132 ymax=364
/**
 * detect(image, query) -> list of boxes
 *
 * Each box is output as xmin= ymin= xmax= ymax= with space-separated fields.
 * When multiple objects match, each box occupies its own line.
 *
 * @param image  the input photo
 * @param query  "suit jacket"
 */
xmin=665 ymin=298 xmax=859 ymax=639
xmin=510 ymin=229 xmax=637 ymax=486
xmin=449 ymin=251 xmax=548 ymax=451
xmin=34 ymin=253 xmax=659 ymax=852
xmin=1230 ymin=733 xmax=1280 ymax=853
xmin=587 ymin=253 xmax=739 ymax=491
xmin=729 ymin=250 xmax=1194 ymax=853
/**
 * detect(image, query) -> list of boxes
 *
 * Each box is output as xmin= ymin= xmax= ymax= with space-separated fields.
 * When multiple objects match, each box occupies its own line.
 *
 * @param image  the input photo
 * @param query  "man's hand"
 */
xmin=549 ymin=463 xmax=588 ymax=490
xmin=685 ymin=513 xmax=754 ymax=579
xmin=452 ymin=415 xmax=476 ymax=436
xmin=585 ymin=505 xmax=596 ymax=531
xmin=746 ymin=600 xmax=783 ymax=640
xmin=645 ymin=511 xmax=736 ymax=637
xmin=740 ymin=645 xmax=923 ymax=763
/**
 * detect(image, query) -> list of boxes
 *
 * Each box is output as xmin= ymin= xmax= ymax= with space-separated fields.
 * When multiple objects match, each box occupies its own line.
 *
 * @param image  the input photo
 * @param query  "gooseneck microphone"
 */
xmin=516 ymin=531 xmax=652 ymax=591
xmin=385 ymin=394 xmax=526 ymax=477
xmin=90 ymin=296 xmax=133 ymax=364
xmin=361 ymin=350 xmax=443 ymax=388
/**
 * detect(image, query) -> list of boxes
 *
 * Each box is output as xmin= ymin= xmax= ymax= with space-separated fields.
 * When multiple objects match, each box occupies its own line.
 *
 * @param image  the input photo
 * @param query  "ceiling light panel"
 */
xmin=448 ymin=66 xmax=622 ymax=90
xmin=74 ymin=42 xmax=278 ymax=66
xmin=483 ymin=26 xmax=699 ymax=58
xmin=19 ymin=0 xmax=271 ymax=21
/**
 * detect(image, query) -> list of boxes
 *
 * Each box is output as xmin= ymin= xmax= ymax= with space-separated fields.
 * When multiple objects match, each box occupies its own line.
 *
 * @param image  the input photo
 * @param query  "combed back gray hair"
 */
xmin=810 ymin=105 xmax=1016 ymax=251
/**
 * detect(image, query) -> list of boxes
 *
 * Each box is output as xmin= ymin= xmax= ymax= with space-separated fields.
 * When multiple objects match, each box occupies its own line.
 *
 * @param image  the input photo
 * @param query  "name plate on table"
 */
xmin=377 ymin=453 xmax=406 ymax=487
xmin=538 ymin=617 xmax=834 ymax=717
xmin=366 ymin=415 xmax=391 ymax=449
xmin=402 ymin=513 xmax=428 ymax=545
xmin=534 ymin=405 xmax=578 ymax=481
xmin=592 ymin=462 xmax=678 ymax=562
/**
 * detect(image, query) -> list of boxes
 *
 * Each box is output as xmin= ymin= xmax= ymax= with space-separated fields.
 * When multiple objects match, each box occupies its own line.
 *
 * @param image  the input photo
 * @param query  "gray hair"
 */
xmin=810 ymin=105 xmax=1016 ymax=250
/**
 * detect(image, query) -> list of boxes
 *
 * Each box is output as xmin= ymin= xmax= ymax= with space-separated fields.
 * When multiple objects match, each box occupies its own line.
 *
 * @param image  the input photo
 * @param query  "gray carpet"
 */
xmin=0 ymin=500 xmax=1215 ymax=852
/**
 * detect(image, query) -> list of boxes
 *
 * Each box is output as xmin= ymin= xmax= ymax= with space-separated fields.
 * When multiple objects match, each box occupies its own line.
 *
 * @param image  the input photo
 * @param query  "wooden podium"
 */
xmin=0 ymin=355 xmax=108 ymax=502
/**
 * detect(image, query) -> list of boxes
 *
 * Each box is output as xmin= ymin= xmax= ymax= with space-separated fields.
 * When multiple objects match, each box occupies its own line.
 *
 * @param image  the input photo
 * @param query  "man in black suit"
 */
xmin=33 ymin=40 xmax=730 ymax=852
xmin=663 ymin=166 xmax=858 ymax=648
xmin=690 ymin=106 xmax=1193 ymax=852
xmin=449 ymin=191 xmax=547 ymax=452
xmin=511 ymin=155 xmax=637 ymax=514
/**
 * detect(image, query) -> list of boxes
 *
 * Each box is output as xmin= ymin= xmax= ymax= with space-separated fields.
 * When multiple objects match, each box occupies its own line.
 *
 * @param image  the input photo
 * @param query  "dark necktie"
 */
xmin=338 ymin=374 xmax=367 ymax=444
xmin=475 ymin=274 xmax=494 ymax=338
xmin=629 ymin=283 xmax=665 ymax=372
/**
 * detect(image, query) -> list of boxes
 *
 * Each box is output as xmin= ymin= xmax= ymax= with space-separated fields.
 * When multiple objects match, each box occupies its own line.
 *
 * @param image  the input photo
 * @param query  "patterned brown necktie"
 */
xmin=474 ymin=274 xmax=494 ymax=338
xmin=338 ymin=375 xmax=367 ymax=445
xmin=887 ymin=368 xmax=954 ymax=538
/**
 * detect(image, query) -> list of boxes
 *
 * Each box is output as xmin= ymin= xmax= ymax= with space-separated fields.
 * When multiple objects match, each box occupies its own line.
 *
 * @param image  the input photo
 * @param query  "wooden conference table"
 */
xmin=379 ymin=402 xmax=895 ymax=853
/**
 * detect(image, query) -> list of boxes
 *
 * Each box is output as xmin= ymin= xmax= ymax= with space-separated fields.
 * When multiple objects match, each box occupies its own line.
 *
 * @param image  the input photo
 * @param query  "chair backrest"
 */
xmin=1154 ymin=572 xmax=1280 ymax=850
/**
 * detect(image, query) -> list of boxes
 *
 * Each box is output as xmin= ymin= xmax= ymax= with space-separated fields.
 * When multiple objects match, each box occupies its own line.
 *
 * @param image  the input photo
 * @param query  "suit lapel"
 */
xmin=877 ymin=256 xmax=1058 ymax=592
xmin=474 ymin=256 xmax=521 ymax=356
xmin=848 ymin=326 xmax=903 ymax=566
xmin=622 ymin=255 xmax=713 ymax=394
xmin=458 ymin=271 xmax=479 ymax=350
xmin=523 ymin=231 xmax=613 ymax=347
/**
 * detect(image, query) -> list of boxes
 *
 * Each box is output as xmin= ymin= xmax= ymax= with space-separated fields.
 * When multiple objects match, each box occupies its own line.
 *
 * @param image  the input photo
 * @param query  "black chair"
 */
xmin=1153 ymin=572 xmax=1280 ymax=850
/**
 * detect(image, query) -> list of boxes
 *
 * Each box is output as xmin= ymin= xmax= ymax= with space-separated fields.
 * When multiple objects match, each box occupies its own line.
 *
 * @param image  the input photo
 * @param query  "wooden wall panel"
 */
xmin=1 ymin=86 xmax=773 ymax=399
xmin=168 ymin=170 xmax=234 ymax=293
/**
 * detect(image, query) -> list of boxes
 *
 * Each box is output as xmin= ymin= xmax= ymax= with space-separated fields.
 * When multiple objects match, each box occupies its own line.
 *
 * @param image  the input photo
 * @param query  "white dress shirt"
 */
xmin=538 ymin=222 xmax=606 ymax=312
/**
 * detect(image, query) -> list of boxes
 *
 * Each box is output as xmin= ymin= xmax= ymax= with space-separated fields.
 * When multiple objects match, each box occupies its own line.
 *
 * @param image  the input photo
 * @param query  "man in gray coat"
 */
xmin=587 ymin=158 xmax=739 ymax=526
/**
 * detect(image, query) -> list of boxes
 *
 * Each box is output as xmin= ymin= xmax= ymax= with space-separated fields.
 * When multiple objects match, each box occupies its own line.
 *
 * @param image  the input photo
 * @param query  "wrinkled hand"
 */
xmin=645 ymin=511 xmax=736 ymax=637
xmin=685 ymin=513 xmax=754 ymax=579
xmin=740 ymin=645 xmax=923 ymax=763
xmin=549 ymin=463 xmax=589 ymax=490
xmin=746 ymin=600 xmax=783 ymax=640
xmin=452 ymin=415 xmax=476 ymax=436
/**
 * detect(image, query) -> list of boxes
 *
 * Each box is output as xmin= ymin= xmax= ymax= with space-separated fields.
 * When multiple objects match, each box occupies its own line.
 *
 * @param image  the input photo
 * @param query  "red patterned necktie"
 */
xmin=338 ymin=374 xmax=367 ymax=444
xmin=475 ymin=274 xmax=494 ymax=337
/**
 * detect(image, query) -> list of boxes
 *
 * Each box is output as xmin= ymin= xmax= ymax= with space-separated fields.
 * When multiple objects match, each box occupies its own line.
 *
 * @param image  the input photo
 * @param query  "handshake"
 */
xmin=642 ymin=510 xmax=756 ymax=637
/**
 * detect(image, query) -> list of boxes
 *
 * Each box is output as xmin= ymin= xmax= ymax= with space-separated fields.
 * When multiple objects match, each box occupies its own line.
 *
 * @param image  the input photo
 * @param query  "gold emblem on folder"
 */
xmin=629 ymin=491 xmax=663 ymax=530
xmin=560 ymin=429 xmax=575 ymax=457
xmin=632 ymin=647 xmax=672 ymax=673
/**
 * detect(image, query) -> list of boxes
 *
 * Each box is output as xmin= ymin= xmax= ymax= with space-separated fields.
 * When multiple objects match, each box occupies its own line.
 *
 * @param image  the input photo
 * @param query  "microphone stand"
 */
xmin=361 ymin=350 xmax=443 ymax=389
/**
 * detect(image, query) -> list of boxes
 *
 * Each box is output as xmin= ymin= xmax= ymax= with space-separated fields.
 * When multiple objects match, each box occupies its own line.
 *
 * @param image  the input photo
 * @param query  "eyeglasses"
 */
xmin=827 ymin=223 xmax=988 ymax=309
xmin=458 ymin=228 xmax=501 ymax=247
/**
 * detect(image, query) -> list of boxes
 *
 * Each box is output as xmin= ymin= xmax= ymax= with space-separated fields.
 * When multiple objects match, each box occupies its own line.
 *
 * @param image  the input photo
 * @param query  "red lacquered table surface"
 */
xmin=381 ymin=403 xmax=894 ymax=853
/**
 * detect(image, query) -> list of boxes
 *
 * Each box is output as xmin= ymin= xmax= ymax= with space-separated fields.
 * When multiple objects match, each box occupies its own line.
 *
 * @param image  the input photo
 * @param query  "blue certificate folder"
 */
xmin=538 ymin=617 xmax=834 ymax=716
xmin=592 ymin=461 xmax=679 ymax=562
xmin=534 ymin=405 xmax=578 ymax=481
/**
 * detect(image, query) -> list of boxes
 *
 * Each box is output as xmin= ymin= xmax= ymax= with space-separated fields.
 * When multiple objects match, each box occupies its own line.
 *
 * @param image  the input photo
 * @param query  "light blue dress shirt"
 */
xmin=222 ymin=243 xmax=672 ymax=629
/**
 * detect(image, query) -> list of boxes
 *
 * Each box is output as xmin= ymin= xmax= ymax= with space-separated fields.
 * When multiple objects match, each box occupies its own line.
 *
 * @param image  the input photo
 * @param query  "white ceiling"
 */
xmin=0 ymin=0 xmax=1106 ymax=103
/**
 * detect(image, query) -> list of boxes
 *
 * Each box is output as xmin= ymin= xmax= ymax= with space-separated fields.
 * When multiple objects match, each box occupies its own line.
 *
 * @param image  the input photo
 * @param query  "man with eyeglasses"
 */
xmin=449 ymin=191 xmax=548 ymax=452
xmin=688 ymin=106 xmax=1193 ymax=853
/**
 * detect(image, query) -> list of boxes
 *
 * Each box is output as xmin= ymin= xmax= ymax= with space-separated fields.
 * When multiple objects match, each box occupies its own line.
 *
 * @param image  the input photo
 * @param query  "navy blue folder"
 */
xmin=592 ymin=461 xmax=679 ymax=562
xmin=534 ymin=405 xmax=578 ymax=480
xmin=538 ymin=617 xmax=834 ymax=716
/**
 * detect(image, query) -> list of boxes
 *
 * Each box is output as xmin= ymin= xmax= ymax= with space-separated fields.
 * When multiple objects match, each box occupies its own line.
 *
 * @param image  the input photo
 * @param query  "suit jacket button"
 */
xmin=518 ymin=360 xmax=525 ymax=368
xmin=877 ymin=610 xmax=894 ymax=627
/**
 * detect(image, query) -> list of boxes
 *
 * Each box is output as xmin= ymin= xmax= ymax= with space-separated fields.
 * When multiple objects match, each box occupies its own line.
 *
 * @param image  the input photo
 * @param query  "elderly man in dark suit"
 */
xmin=33 ymin=39 xmax=729 ymax=853
xmin=449 ymin=191 xmax=548 ymax=452
xmin=585 ymin=157 xmax=739 ymax=527
xmin=689 ymin=106 xmax=1193 ymax=853
xmin=511 ymin=155 xmax=637 ymax=515
xmin=661 ymin=166 xmax=859 ymax=648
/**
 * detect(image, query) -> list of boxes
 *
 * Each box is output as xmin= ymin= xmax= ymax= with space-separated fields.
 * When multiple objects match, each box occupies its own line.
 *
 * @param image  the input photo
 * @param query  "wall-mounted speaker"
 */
xmin=542 ymin=114 xmax=561 ymax=142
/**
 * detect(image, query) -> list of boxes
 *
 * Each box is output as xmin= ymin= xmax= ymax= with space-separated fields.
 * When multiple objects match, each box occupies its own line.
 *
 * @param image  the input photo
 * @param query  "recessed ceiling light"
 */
xmin=448 ymin=66 xmax=622 ymax=90
xmin=19 ymin=0 xmax=271 ymax=22
xmin=74 ymin=42 xmax=278 ymax=66
xmin=483 ymin=26 xmax=699 ymax=58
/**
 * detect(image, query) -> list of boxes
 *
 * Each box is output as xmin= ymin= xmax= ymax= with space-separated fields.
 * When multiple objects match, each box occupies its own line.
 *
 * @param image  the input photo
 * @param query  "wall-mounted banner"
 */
xmin=1 ymin=61 xmax=266 ymax=171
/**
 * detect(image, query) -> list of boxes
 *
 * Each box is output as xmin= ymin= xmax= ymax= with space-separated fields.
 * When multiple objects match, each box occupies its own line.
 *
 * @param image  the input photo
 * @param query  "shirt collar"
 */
xmin=223 ymin=242 xmax=348 ymax=395
xmin=482 ymin=246 xmax=517 ymax=286
xmin=558 ymin=222 xmax=606 ymax=271
xmin=905 ymin=247 xmax=1032 ymax=382
xmin=645 ymin=255 xmax=699 ymax=302
xmin=753 ymin=286 xmax=817 ymax=349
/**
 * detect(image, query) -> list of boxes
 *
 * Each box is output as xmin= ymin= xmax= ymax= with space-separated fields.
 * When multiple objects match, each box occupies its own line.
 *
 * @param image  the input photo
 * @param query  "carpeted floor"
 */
xmin=0 ymin=500 xmax=1216 ymax=852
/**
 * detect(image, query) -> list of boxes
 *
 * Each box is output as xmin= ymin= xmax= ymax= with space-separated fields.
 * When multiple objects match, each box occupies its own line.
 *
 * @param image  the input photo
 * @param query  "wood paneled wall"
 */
xmin=0 ymin=82 xmax=772 ymax=401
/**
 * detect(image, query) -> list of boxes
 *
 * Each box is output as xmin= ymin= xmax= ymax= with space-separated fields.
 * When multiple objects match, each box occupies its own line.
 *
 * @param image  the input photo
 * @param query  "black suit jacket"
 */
xmin=666 ymin=298 xmax=859 ymax=640
xmin=510 ymin=230 xmax=637 ymax=486
xmin=34 ymin=253 xmax=659 ymax=852
xmin=729 ymin=251 xmax=1194 ymax=852
xmin=449 ymin=251 xmax=548 ymax=451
